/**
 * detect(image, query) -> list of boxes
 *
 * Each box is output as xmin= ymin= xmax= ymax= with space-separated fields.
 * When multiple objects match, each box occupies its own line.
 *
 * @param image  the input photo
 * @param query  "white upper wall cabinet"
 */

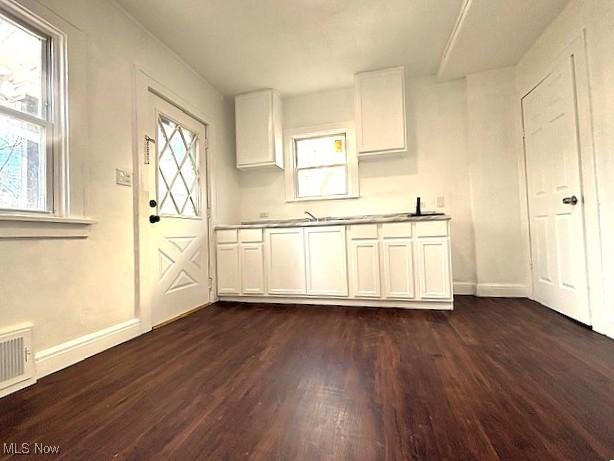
xmin=235 ymin=89 xmax=283 ymax=169
xmin=354 ymin=66 xmax=407 ymax=157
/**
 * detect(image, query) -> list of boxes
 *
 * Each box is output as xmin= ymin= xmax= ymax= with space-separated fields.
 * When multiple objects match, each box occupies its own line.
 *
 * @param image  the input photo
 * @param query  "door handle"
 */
xmin=562 ymin=195 xmax=578 ymax=205
xmin=149 ymin=215 xmax=161 ymax=223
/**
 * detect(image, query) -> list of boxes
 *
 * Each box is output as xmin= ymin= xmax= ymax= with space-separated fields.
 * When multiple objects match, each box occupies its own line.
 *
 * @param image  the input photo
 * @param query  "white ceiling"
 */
xmin=116 ymin=0 xmax=463 ymax=96
xmin=438 ymin=0 xmax=569 ymax=80
xmin=116 ymin=0 xmax=569 ymax=96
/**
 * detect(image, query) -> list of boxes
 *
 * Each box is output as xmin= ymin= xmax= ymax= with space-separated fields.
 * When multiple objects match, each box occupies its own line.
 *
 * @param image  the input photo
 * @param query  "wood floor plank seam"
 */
xmin=1 ymin=297 xmax=613 ymax=461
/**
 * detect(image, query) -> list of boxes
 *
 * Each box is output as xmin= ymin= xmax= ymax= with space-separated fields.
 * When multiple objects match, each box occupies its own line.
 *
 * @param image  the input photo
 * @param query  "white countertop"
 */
xmin=215 ymin=213 xmax=450 ymax=230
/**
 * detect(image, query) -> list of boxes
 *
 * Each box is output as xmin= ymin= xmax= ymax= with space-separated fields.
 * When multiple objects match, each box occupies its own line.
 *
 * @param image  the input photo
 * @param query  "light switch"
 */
xmin=436 ymin=195 xmax=445 ymax=208
xmin=116 ymin=168 xmax=132 ymax=187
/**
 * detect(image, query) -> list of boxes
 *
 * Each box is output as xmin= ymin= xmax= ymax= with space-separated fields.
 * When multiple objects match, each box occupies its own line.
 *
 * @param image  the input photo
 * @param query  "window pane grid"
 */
xmin=0 ymin=11 xmax=52 ymax=213
xmin=156 ymin=114 xmax=200 ymax=217
xmin=294 ymin=132 xmax=349 ymax=199
xmin=294 ymin=133 xmax=346 ymax=169
xmin=0 ymin=13 xmax=48 ymax=118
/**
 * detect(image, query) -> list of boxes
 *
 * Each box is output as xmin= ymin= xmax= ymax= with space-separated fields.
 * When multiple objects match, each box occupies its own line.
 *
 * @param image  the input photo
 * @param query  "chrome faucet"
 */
xmin=304 ymin=210 xmax=318 ymax=222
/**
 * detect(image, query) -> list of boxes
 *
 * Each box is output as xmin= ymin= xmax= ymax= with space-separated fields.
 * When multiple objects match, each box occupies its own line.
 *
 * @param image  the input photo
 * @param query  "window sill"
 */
xmin=285 ymin=194 xmax=359 ymax=204
xmin=0 ymin=214 xmax=96 ymax=239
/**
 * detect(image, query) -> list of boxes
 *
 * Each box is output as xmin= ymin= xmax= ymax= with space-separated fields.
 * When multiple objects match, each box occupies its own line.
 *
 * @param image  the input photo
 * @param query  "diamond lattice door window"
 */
xmin=157 ymin=115 xmax=200 ymax=217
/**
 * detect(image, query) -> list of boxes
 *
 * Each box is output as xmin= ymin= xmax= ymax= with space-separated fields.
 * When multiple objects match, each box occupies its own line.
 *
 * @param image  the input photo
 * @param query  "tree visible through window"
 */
xmin=0 ymin=11 xmax=51 ymax=212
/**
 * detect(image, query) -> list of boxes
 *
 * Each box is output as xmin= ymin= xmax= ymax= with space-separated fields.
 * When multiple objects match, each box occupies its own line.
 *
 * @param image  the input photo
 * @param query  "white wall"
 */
xmin=238 ymin=77 xmax=477 ymax=286
xmin=465 ymin=68 xmax=529 ymax=296
xmin=0 ymin=0 xmax=239 ymax=353
xmin=516 ymin=0 xmax=614 ymax=336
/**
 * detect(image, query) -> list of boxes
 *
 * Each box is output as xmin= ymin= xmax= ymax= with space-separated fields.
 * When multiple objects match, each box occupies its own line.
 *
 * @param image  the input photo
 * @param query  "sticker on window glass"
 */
xmin=334 ymin=139 xmax=343 ymax=152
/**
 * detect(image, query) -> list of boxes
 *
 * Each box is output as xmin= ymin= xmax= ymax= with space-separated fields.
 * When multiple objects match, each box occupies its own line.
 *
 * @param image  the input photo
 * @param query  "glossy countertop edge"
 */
xmin=215 ymin=214 xmax=451 ymax=230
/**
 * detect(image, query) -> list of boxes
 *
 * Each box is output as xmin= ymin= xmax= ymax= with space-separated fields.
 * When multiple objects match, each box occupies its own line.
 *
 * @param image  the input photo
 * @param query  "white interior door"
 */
xmin=522 ymin=56 xmax=591 ymax=324
xmin=144 ymin=93 xmax=210 ymax=326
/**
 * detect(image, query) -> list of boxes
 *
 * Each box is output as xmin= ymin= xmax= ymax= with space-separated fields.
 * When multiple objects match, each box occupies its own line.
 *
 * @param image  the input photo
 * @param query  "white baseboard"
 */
xmin=35 ymin=318 xmax=142 ymax=379
xmin=476 ymin=283 xmax=529 ymax=298
xmin=0 ymin=377 xmax=37 ymax=399
xmin=219 ymin=296 xmax=453 ymax=310
xmin=593 ymin=319 xmax=614 ymax=341
xmin=453 ymin=282 xmax=476 ymax=295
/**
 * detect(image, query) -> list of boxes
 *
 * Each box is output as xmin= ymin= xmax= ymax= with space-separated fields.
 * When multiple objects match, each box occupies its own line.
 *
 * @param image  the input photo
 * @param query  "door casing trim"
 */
xmin=133 ymin=66 xmax=218 ymax=333
xmin=519 ymin=31 xmax=605 ymax=330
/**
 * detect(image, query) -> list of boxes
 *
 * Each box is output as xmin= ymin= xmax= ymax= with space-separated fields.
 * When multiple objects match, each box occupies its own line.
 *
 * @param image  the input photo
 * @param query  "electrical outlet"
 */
xmin=259 ymin=212 xmax=269 ymax=219
xmin=115 ymin=168 xmax=132 ymax=187
xmin=436 ymin=195 xmax=445 ymax=208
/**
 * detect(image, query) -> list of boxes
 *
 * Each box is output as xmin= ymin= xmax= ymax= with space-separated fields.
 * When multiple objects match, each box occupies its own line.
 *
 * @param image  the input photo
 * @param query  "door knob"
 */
xmin=149 ymin=199 xmax=157 ymax=208
xmin=562 ymin=195 xmax=578 ymax=205
xmin=149 ymin=215 xmax=161 ymax=223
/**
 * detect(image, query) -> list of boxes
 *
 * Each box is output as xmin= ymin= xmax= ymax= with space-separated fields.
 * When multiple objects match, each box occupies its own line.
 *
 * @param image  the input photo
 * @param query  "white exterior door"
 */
xmin=144 ymin=94 xmax=210 ymax=326
xmin=522 ymin=56 xmax=590 ymax=324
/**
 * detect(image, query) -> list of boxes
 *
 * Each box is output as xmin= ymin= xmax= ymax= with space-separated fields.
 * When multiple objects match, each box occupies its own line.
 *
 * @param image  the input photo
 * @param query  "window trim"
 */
xmin=284 ymin=122 xmax=359 ymax=203
xmin=0 ymin=0 xmax=94 ymax=238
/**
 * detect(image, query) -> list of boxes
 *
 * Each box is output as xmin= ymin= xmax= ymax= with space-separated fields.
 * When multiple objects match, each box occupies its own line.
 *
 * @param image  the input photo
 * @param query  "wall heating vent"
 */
xmin=0 ymin=326 xmax=35 ymax=398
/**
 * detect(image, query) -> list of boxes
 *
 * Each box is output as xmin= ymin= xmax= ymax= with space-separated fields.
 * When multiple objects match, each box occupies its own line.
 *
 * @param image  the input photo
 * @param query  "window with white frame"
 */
xmin=285 ymin=124 xmax=358 ymax=201
xmin=0 ymin=8 xmax=57 ymax=213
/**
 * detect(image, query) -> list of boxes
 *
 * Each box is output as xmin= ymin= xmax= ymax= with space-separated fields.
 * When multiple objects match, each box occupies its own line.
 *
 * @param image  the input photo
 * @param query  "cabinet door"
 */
xmin=240 ymin=244 xmax=265 ymax=295
xmin=305 ymin=227 xmax=348 ymax=296
xmin=266 ymin=228 xmax=306 ymax=295
xmin=355 ymin=67 xmax=406 ymax=155
xmin=382 ymin=239 xmax=415 ymax=299
xmin=235 ymin=90 xmax=282 ymax=169
xmin=349 ymin=240 xmax=380 ymax=298
xmin=216 ymin=244 xmax=240 ymax=295
xmin=417 ymin=239 xmax=452 ymax=299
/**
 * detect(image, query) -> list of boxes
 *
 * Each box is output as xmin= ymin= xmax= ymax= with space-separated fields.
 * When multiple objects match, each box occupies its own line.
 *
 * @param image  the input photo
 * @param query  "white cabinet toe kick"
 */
xmin=214 ymin=219 xmax=453 ymax=310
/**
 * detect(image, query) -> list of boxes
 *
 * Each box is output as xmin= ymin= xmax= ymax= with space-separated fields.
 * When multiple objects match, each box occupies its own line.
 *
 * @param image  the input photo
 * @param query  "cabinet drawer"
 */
xmin=382 ymin=222 xmax=412 ymax=238
xmin=349 ymin=224 xmax=378 ymax=240
xmin=239 ymin=228 xmax=263 ymax=243
xmin=415 ymin=221 xmax=448 ymax=237
xmin=217 ymin=229 xmax=238 ymax=243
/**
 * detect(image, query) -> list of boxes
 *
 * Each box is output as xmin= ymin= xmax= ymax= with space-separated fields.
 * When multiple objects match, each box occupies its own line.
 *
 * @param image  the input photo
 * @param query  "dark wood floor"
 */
xmin=1 ymin=297 xmax=614 ymax=461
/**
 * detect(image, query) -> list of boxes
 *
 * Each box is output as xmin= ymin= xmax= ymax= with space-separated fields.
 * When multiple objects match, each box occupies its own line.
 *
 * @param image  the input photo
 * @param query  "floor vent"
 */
xmin=0 ymin=326 xmax=35 ymax=398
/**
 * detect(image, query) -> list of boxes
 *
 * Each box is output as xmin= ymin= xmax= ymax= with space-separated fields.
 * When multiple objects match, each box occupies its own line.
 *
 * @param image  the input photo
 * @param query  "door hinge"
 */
xmin=208 ymin=277 xmax=213 ymax=288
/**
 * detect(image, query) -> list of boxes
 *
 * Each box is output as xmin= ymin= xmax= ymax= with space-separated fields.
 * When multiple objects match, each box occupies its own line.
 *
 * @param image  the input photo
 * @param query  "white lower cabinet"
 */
xmin=240 ymin=244 xmax=265 ymax=295
xmin=382 ymin=239 xmax=415 ymax=299
xmin=216 ymin=219 xmax=453 ymax=307
xmin=417 ymin=238 xmax=452 ymax=299
xmin=305 ymin=226 xmax=348 ymax=296
xmin=266 ymin=228 xmax=306 ymax=295
xmin=349 ymin=240 xmax=380 ymax=297
xmin=216 ymin=244 xmax=240 ymax=295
